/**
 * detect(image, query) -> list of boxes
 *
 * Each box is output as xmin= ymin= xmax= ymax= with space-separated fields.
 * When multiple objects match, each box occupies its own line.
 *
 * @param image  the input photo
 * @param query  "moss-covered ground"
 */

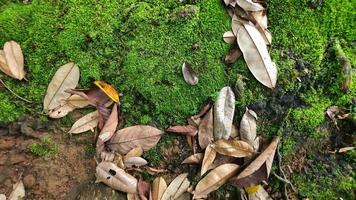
xmin=0 ymin=0 xmax=355 ymax=199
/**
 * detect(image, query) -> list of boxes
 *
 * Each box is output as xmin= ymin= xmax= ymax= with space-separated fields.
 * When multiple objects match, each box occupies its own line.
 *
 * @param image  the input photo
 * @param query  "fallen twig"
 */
xmin=0 ymin=78 xmax=32 ymax=103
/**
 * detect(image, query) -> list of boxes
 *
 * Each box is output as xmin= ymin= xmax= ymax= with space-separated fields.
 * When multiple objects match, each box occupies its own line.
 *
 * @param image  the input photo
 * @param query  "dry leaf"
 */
xmin=43 ymin=62 xmax=80 ymax=111
xmin=223 ymin=31 xmax=236 ymax=44
xmin=176 ymin=193 xmax=191 ymax=200
xmin=230 ymin=137 xmax=279 ymax=187
xmin=125 ymin=146 xmax=144 ymax=159
xmin=48 ymin=95 xmax=90 ymax=118
xmin=96 ymin=104 xmax=118 ymax=155
xmin=247 ymin=185 xmax=272 ymax=200
xmin=108 ymin=125 xmax=163 ymax=154
xmin=213 ymin=139 xmax=254 ymax=158
xmin=100 ymin=151 xmax=115 ymax=162
xmin=214 ymin=86 xmax=235 ymax=140
xmin=8 ymin=180 xmax=25 ymax=200
xmin=124 ymin=157 xmax=148 ymax=168
xmin=0 ymin=49 xmax=15 ymax=78
xmin=236 ymin=22 xmax=277 ymax=88
xmin=338 ymin=147 xmax=355 ymax=153
xmin=182 ymin=153 xmax=203 ymax=164
xmin=68 ymin=111 xmax=99 ymax=134
xmin=94 ymin=80 xmax=119 ymax=102
xmin=161 ymin=173 xmax=190 ymax=200
xmin=201 ymin=145 xmax=217 ymax=176
xmin=138 ymin=178 xmax=150 ymax=200
xmin=193 ymin=103 xmax=212 ymax=119
xmin=0 ymin=194 xmax=5 ymax=200
xmin=96 ymin=162 xmax=137 ymax=193
xmin=166 ymin=125 xmax=198 ymax=137
xmin=127 ymin=193 xmax=140 ymax=200
xmin=193 ymin=163 xmax=239 ymax=199
xmin=3 ymin=41 xmax=25 ymax=80
xmin=145 ymin=167 xmax=167 ymax=175
xmin=151 ymin=177 xmax=167 ymax=200
xmin=198 ymin=108 xmax=214 ymax=149
xmin=250 ymin=11 xmax=271 ymax=45
xmin=236 ymin=0 xmax=264 ymax=11
xmin=182 ymin=62 xmax=198 ymax=85
xmin=240 ymin=108 xmax=259 ymax=150
xmin=225 ymin=47 xmax=242 ymax=64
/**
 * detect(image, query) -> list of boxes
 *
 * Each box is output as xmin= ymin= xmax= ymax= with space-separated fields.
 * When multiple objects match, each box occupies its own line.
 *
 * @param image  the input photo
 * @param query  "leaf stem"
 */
xmin=0 ymin=78 xmax=32 ymax=103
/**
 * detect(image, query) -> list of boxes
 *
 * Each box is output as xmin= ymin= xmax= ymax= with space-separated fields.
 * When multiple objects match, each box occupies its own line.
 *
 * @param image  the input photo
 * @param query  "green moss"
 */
xmin=84 ymin=143 xmax=96 ymax=157
xmin=30 ymin=136 xmax=59 ymax=156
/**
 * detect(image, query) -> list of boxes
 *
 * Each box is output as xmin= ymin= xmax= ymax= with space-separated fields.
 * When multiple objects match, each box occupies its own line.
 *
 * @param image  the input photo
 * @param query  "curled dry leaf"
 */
xmin=193 ymin=163 xmax=240 ymax=199
xmin=230 ymin=137 xmax=279 ymax=187
xmin=166 ymin=125 xmax=198 ymax=137
xmin=161 ymin=173 xmax=190 ymax=200
xmin=201 ymin=145 xmax=217 ymax=176
xmin=48 ymin=95 xmax=90 ymax=118
xmin=214 ymin=86 xmax=235 ymax=140
xmin=96 ymin=162 xmax=137 ymax=193
xmin=125 ymin=146 xmax=144 ymax=159
xmin=96 ymin=104 xmax=118 ymax=155
xmin=182 ymin=153 xmax=203 ymax=164
xmin=223 ymin=31 xmax=236 ymax=44
xmin=236 ymin=22 xmax=277 ymax=88
xmin=3 ymin=41 xmax=25 ymax=80
xmin=108 ymin=125 xmax=163 ymax=154
xmin=198 ymin=108 xmax=213 ymax=149
xmin=8 ymin=180 xmax=25 ymax=200
xmin=225 ymin=47 xmax=242 ymax=64
xmin=68 ymin=111 xmax=99 ymax=134
xmin=182 ymin=62 xmax=198 ymax=85
xmin=151 ymin=177 xmax=167 ymax=200
xmin=236 ymin=0 xmax=264 ymax=11
xmin=240 ymin=108 xmax=259 ymax=150
xmin=124 ymin=157 xmax=148 ymax=168
xmin=44 ymin=62 xmax=80 ymax=111
xmin=138 ymin=178 xmax=150 ymax=200
xmin=213 ymin=139 xmax=255 ymax=158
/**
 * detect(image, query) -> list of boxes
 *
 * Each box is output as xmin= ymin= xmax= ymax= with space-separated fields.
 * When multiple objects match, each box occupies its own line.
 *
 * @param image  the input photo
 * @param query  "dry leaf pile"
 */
xmin=223 ymin=0 xmax=277 ymax=88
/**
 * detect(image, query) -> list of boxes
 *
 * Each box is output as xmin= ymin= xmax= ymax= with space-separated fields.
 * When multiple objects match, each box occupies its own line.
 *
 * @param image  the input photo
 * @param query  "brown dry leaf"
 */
xmin=182 ymin=153 xmax=204 ymax=164
xmin=138 ymin=178 xmax=150 ymax=200
xmin=182 ymin=62 xmax=198 ymax=85
xmin=0 ymin=49 xmax=15 ymax=78
xmin=198 ymin=108 xmax=214 ymax=149
xmin=127 ymin=193 xmax=140 ymax=200
xmin=230 ymin=137 xmax=279 ymax=187
xmin=161 ymin=173 xmax=190 ymax=200
xmin=225 ymin=47 xmax=242 ymax=64
xmin=193 ymin=163 xmax=240 ymax=199
xmin=176 ymin=193 xmax=191 ymax=200
xmin=100 ymin=151 xmax=115 ymax=162
xmin=214 ymin=86 xmax=235 ymax=140
xmin=201 ymin=145 xmax=217 ymax=176
xmin=166 ymin=125 xmax=198 ymax=137
xmin=125 ymin=146 xmax=144 ymax=159
xmin=338 ymin=147 xmax=355 ymax=153
xmin=68 ymin=111 xmax=99 ymax=134
xmin=43 ymin=62 xmax=80 ymax=111
xmin=8 ymin=180 xmax=25 ymax=200
xmin=240 ymin=108 xmax=259 ymax=150
xmin=0 ymin=194 xmax=5 ymax=200
xmin=48 ymin=94 xmax=90 ymax=119
xmin=223 ymin=31 xmax=236 ymax=44
xmin=67 ymin=87 xmax=109 ymax=107
xmin=3 ymin=41 xmax=25 ymax=80
xmin=213 ymin=139 xmax=255 ymax=158
xmin=236 ymin=0 xmax=264 ymax=11
xmin=250 ymin=11 xmax=271 ymax=45
xmin=96 ymin=162 xmax=137 ymax=193
xmin=96 ymin=104 xmax=118 ymax=155
xmin=236 ymin=22 xmax=277 ymax=88
xmin=108 ymin=125 xmax=163 ymax=154
xmin=193 ymin=103 xmax=212 ymax=119
xmin=151 ymin=177 xmax=167 ymax=200
xmin=145 ymin=167 xmax=167 ymax=175
xmin=124 ymin=157 xmax=148 ymax=168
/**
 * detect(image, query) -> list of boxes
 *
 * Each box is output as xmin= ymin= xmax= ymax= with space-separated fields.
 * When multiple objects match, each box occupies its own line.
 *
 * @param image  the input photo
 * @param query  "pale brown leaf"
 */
xmin=182 ymin=153 xmax=203 ymax=164
xmin=250 ymin=11 xmax=271 ymax=45
xmin=124 ymin=157 xmax=148 ymax=168
xmin=240 ymin=108 xmax=259 ymax=150
xmin=213 ymin=139 xmax=254 ymax=158
xmin=182 ymin=62 xmax=198 ymax=85
xmin=225 ymin=47 xmax=242 ymax=64
xmin=201 ymin=145 xmax=216 ymax=176
xmin=96 ymin=104 xmax=118 ymax=155
xmin=125 ymin=146 xmax=144 ymax=159
xmin=193 ymin=163 xmax=239 ymax=199
xmin=8 ymin=180 xmax=25 ymax=200
xmin=44 ymin=62 xmax=80 ymax=111
xmin=108 ymin=125 xmax=163 ymax=154
xmin=0 ymin=194 xmax=5 ymax=200
xmin=161 ymin=173 xmax=190 ymax=200
xmin=198 ymin=108 xmax=213 ymax=149
xmin=48 ymin=94 xmax=90 ymax=119
xmin=151 ymin=177 xmax=167 ymax=200
xmin=138 ymin=178 xmax=150 ymax=200
xmin=68 ymin=111 xmax=99 ymax=134
xmin=223 ymin=31 xmax=236 ymax=44
xmin=236 ymin=0 xmax=264 ymax=11
xmin=338 ymin=147 xmax=355 ymax=153
xmin=0 ymin=49 xmax=15 ymax=78
xmin=127 ymin=193 xmax=140 ymax=200
xmin=176 ymin=192 xmax=191 ymax=200
xmin=193 ymin=103 xmax=212 ymax=119
xmin=3 ymin=41 xmax=25 ymax=80
xmin=214 ymin=86 xmax=235 ymax=140
xmin=166 ymin=125 xmax=198 ymax=137
xmin=96 ymin=162 xmax=137 ymax=193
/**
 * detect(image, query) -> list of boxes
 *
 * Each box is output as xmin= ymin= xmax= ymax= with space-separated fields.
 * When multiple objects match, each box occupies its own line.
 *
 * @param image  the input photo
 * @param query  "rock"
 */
xmin=68 ymin=182 xmax=127 ymax=200
xmin=23 ymin=174 xmax=36 ymax=188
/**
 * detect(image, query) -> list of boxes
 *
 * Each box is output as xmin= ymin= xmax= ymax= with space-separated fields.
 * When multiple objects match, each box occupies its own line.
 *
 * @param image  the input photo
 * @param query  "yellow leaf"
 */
xmin=94 ymin=80 xmax=119 ymax=102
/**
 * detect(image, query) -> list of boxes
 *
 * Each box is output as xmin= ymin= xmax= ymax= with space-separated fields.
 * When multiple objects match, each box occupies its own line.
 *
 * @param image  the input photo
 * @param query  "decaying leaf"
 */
xmin=236 ymin=0 xmax=264 ymax=11
xmin=166 ymin=125 xmax=198 ymax=137
xmin=223 ymin=31 xmax=236 ymax=44
xmin=68 ymin=111 xmax=99 ymax=134
xmin=240 ymin=108 xmax=259 ymax=150
xmin=236 ymin=22 xmax=277 ymax=88
xmin=230 ymin=137 xmax=279 ymax=187
xmin=8 ymin=180 xmax=25 ymax=200
xmin=96 ymin=162 xmax=137 ymax=193
xmin=124 ymin=157 xmax=148 ymax=168
xmin=44 ymin=62 xmax=80 ymax=111
xmin=96 ymin=104 xmax=118 ymax=155
xmin=201 ymin=145 xmax=217 ymax=176
xmin=125 ymin=146 xmax=144 ymax=159
xmin=198 ymin=108 xmax=214 ymax=149
xmin=108 ymin=125 xmax=163 ymax=154
xmin=127 ymin=193 xmax=140 ymax=200
xmin=338 ymin=147 xmax=355 ymax=153
xmin=161 ymin=173 xmax=190 ymax=200
xmin=213 ymin=139 xmax=254 ymax=158
xmin=193 ymin=163 xmax=240 ymax=199
xmin=225 ymin=47 xmax=242 ymax=64
xmin=182 ymin=62 xmax=198 ymax=85
xmin=151 ymin=177 xmax=167 ymax=200
xmin=182 ymin=153 xmax=203 ymax=164
xmin=138 ymin=178 xmax=150 ymax=200
xmin=3 ymin=41 xmax=25 ymax=80
xmin=214 ymin=86 xmax=235 ymax=140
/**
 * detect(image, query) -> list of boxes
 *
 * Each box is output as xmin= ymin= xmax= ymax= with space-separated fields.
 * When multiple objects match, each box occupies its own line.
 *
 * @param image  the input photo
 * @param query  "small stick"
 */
xmin=0 ymin=78 xmax=32 ymax=103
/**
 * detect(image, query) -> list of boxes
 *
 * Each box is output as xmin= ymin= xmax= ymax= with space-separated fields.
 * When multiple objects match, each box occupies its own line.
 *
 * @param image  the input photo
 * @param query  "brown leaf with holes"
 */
xmin=151 ymin=177 xmax=167 ymax=200
xmin=166 ymin=125 xmax=198 ymax=137
xmin=3 ymin=41 xmax=25 ymax=80
xmin=201 ymin=145 xmax=216 ymax=176
xmin=198 ymin=108 xmax=213 ymax=149
xmin=182 ymin=153 xmax=203 ymax=164
xmin=68 ymin=111 xmax=99 ymax=134
xmin=182 ymin=62 xmax=198 ymax=85
xmin=161 ymin=173 xmax=190 ymax=200
xmin=213 ymin=139 xmax=255 ymax=158
xmin=138 ymin=178 xmax=150 ymax=200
